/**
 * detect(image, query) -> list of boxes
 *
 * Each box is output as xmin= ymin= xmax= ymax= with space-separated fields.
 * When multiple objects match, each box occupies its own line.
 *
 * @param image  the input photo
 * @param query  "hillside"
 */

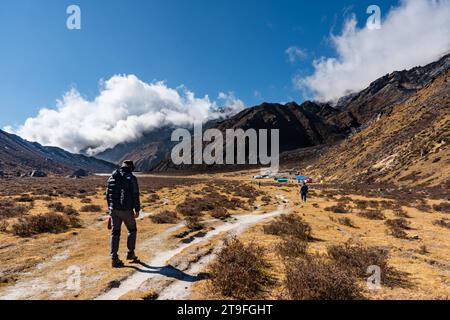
xmin=308 ymin=71 xmax=450 ymax=188
xmin=334 ymin=53 xmax=450 ymax=127
xmin=0 ymin=129 xmax=116 ymax=175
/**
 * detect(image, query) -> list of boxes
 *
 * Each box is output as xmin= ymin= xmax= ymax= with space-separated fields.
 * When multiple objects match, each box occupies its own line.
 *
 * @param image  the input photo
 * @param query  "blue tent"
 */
xmin=295 ymin=176 xmax=310 ymax=181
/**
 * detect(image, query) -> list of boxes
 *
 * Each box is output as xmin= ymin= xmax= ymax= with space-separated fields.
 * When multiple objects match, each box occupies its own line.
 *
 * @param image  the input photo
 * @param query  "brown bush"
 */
xmin=185 ymin=215 xmax=204 ymax=231
xmin=327 ymin=242 xmax=398 ymax=286
xmin=284 ymin=255 xmax=361 ymax=300
xmin=263 ymin=214 xmax=311 ymax=241
xmin=0 ymin=199 xmax=30 ymax=220
xmin=357 ymin=210 xmax=385 ymax=220
xmin=277 ymin=237 xmax=308 ymax=258
xmin=67 ymin=215 xmax=82 ymax=228
xmin=150 ymin=211 xmax=178 ymax=224
xmin=385 ymin=218 xmax=410 ymax=230
xmin=433 ymin=219 xmax=450 ymax=229
xmin=47 ymin=202 xmax=65 ymax=212
xmin=393 ymin=208 xmax=410 ymax=218
xmin=176 ymin=192 xmax=245 ymax=217
xmin=338 ymin=217 xmax=356 ymax=228
xmin=210 ymin=207 xmax=230 ymax=220
xmin=432 ymin=202 xmax=450 ymax=213
xmin=0 ymin=220 xmax=9 ymax=232
xmin=16 ymin=195 xmax=34 ymax=203
xmin=63 ymin=205 xmax=79 ymax=216
xmin=325 ymin=205 xmax=351 ymax=214
xmin=209 ymin=238 xmax=274 ymax=299
xmin=354 ymin=200 xmax=369 ymax=209
xmin=80 ymin=204 xmax=102 ymax=212
xmin=176 ymin=197 xmax=203 ymax=217
xmin=146 ymin=193 xmax=161 ymax=203
xmin=414 ymin=203 xmax=432 ymax=213
xmin=11 ymin=213 xmax=71 ymax=237
xmin=80 ymin=198 xmax=92 ymax=204
xmin=389 ymin=227 xmax=409 ymax=239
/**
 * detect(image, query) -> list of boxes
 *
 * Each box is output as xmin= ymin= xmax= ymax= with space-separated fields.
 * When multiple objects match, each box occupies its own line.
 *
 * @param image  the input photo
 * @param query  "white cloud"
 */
xmin=5 ymin=75 xmax=244 ymax=155
xmin=285 ymin=46 xmax=308 ymax=64
xmin=297 ymin=0 xmax=450 ymax=101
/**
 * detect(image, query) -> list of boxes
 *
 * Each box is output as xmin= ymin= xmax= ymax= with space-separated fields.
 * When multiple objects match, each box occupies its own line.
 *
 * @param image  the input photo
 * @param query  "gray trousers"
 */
xmin=110 ymin=210 xmax=137 ymax=257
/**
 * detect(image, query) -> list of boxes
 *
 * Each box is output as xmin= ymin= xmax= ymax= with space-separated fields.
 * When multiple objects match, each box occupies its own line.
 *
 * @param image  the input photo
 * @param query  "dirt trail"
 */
xmin=0 ymin=199 xmax=289 ymax=300
xmin=0 ymin=212 xmax=184 ymax=300
xmin=96 ymin=200 xmax=288 ymax=300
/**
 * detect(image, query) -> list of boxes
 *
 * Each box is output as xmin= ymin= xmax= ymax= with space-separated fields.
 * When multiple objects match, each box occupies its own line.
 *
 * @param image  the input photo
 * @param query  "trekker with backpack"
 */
xmin=106 ymin=160 xmax=141 ymax=268
xmin=300 ymin=182 xmax=309 ymax=203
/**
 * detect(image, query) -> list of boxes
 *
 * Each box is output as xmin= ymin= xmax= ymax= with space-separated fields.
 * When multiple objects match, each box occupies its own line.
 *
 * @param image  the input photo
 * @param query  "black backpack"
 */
xmin=108 ymin=170 xmax=135 ymax=210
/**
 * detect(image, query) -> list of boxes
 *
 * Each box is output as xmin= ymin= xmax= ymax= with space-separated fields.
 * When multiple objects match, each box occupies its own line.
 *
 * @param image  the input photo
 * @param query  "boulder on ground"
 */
xmin=70 ymin=169 xmax=90 ymax=178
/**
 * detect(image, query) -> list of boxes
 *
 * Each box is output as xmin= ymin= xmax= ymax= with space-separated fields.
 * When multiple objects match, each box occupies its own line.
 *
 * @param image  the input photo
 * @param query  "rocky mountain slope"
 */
xmin=0 ymin=129 xmax=116 ymax=175
xmin=96 ymin=127 xmax=175 ymax=172
xmin=309 ymin=71 xmax=450 ymax=187
xmin=334 ymin=53 xmax=450 ymax=127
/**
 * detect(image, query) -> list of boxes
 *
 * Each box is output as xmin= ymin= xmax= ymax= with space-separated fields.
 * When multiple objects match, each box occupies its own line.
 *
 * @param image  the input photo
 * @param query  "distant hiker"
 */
xmin=300 ymin=182 xmax=309 ymax=203
xmin=106 ymin=160 xmax=141 ymax=268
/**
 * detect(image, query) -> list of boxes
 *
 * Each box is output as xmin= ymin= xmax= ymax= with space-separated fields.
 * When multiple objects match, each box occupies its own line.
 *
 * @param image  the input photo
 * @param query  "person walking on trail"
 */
xmin=106 ymin=160 xmax=141 ymax=268
xmin=300 ymin=182 xmax=309 ymax=203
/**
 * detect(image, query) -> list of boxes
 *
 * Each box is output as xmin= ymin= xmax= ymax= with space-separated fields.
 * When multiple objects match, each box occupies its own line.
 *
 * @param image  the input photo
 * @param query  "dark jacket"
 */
xmin=106 ymin=168 xmax=141 ymax=212
xmin=300 ymin=185 xmax=309 ymax=194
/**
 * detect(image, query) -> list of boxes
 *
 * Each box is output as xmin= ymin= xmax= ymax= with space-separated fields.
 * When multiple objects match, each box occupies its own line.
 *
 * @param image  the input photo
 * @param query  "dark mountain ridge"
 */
xmin=0 ymin=129 xmax=115 ymax=175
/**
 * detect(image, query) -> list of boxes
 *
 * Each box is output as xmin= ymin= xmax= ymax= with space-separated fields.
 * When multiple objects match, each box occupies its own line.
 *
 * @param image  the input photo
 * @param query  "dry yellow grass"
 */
xmin=0 ymin=175 xmax=448 ymax=300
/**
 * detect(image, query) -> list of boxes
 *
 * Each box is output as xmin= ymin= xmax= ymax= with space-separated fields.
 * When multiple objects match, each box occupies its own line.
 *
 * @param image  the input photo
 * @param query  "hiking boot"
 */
xmin=112 ymin=257 xmax=124 ymax=268
xmin=126 ymin=251 xmax=140 ymax=262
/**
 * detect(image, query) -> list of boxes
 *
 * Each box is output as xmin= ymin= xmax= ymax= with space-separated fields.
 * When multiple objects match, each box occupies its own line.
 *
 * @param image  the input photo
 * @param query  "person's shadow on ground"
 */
xmin=125 ymin=261 xmax=208 ymax=282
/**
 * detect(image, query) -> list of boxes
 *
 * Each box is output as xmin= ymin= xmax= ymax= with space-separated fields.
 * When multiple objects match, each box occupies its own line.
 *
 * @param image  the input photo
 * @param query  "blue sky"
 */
xmin=0 ymin=0 xmax=403 ymax=129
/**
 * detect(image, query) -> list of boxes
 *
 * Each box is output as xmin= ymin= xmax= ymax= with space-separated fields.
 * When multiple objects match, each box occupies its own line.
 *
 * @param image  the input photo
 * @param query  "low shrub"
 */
xmin=150 ymin=211 xmax=178 ymax=224
xmin=80 ymin=205 xmax=102 ymax=213
xmin=146 ymin=193 xmax=161 ymax=203
xmin=389 ymin=227 xmax=409 ymax=239
xmin=0 ymin=199 xmax=30 ymax=220
xmin=210 ymin=207 xmax=230 ymax=220
xmin=63 ymin=205 xmax=79 ymax=216
xmin=47 ymin=202 xmax=65 ymax=212
xmin=433 ymin=219 xmax=450 ymax=229
xmin=208 ymin=238 xmax=274 ymax=299
xmin=338 ymin=217 xmax=356 ymax=228
xmin=432 ymin=202 xmax=450 ymax=213
xmin=263 ymin=214 xmax=311 ymax=241
xmin=276 ymin=236 xmax=308 ymax=258
xmin=16 ymin=195 xmax=34 ymax=203
xmin=385 ymin=218 xmax=410 ymax=230
xmin=325 ymin=205 xmax=351 ymax=214
xmin=11 ymin=213 xmax=71 ymax=237
xmin=414 ymin=203 xmax=432 ymax=213
xmin=185 ymin=215 xmax=204 ymax=231
xmin=327 ymin=242 xmax=398 ymax=286
xmin=357 ymin=210 xmax=385 ymax=220
xmin=0 ymin=220 xmax=9 ymax=232
xmin=284 ymin=255 xmax=361 ymax=300
xmin=393 ymin=208 xmax=410 ymax=218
